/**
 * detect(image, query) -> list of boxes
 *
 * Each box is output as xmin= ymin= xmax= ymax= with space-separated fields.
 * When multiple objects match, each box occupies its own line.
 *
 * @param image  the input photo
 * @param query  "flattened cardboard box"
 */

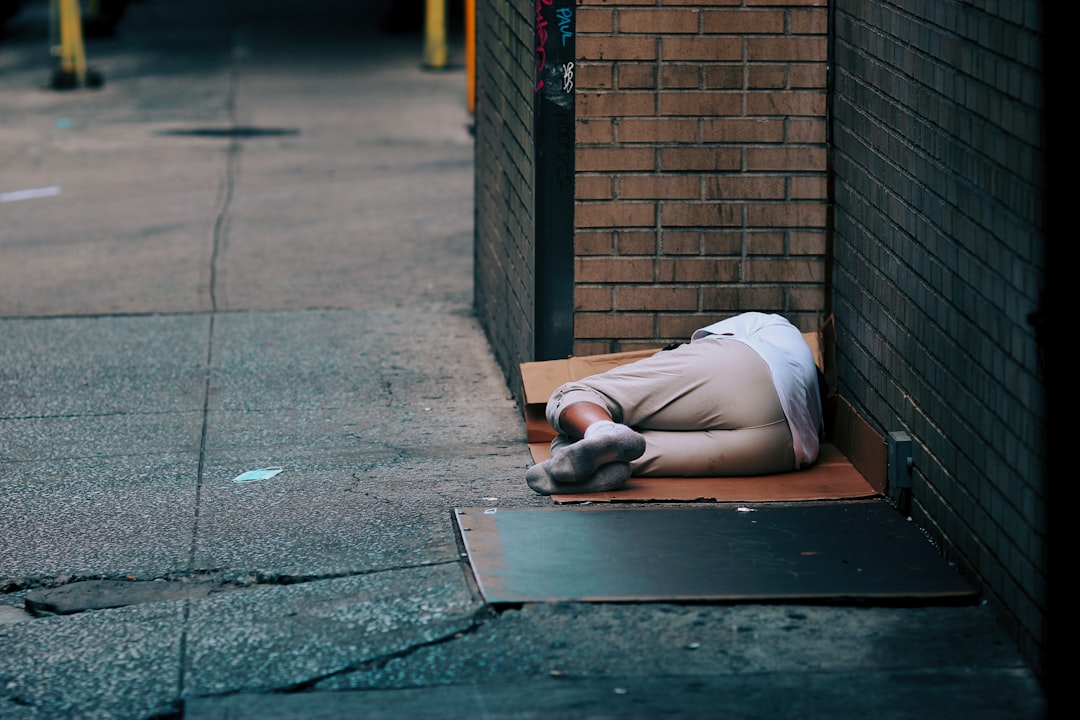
xmin=519 ymin=325 xmax=884 ymax=504
xmin=522 ymin=348 xmax=661 ymax=444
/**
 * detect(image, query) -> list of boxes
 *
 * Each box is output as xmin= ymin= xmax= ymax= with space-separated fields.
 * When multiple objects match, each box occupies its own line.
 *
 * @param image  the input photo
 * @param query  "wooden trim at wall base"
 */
xmin=827 ymin=394 xmax=887 ymax=495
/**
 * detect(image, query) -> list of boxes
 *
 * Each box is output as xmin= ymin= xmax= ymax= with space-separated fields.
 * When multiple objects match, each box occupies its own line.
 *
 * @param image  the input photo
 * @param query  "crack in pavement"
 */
xmin=6 ymin=559 xmax=468 ymax=618
xmin=280 ymin=604 xmax=497 ymax=694
xmin=166 ymin=605 xmax=498 ymax=715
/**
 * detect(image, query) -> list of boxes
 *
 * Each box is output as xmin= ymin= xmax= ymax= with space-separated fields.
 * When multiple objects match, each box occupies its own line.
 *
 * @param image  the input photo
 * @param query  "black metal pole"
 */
xmin=533 ymin=0 xmax=575 ymax=360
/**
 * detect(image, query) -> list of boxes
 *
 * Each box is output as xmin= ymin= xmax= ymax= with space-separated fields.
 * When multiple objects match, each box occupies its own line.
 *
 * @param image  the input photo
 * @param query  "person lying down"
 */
xmin=526 ymin=312 xmax=825 ymax=496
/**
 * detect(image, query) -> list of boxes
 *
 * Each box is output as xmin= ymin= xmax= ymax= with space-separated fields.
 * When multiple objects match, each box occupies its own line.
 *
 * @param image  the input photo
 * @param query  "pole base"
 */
xmin=50 ymin=67 xmax=105 ymax=90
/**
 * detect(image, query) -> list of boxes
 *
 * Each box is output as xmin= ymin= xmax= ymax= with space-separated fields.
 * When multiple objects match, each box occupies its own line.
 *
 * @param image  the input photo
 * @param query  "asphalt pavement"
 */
xmin=0 ymin=1 xmax=1049 ymax=718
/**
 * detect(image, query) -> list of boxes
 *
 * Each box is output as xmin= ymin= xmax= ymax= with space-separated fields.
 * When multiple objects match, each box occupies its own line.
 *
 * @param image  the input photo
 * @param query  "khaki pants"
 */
xmin=546 ymin=337 xmax=796 ymax=477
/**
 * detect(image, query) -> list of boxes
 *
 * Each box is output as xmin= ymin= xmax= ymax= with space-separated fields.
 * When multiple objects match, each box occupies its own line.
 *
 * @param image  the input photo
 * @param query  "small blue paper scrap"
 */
xmin=232 ymin=467 xmax=284 ymax=483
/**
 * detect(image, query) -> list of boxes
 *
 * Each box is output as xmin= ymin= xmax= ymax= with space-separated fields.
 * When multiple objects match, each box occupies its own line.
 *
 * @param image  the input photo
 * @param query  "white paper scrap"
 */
xmin=232 ymin=467 xmax=284 ymax=483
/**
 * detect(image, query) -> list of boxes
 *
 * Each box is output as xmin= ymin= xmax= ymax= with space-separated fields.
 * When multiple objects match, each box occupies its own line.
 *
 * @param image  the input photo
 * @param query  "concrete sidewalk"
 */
xmin=0 ymin=1 xmax=1047 ymax=718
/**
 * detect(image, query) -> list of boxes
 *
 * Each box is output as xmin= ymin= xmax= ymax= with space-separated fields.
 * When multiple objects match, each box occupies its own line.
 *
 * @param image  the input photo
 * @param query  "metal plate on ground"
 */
xmin=455 ymin=501 xmax=978 ymax=605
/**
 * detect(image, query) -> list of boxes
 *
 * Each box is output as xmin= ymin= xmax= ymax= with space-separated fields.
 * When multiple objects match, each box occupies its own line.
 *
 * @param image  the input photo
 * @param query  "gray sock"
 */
xmin=527 ymin=461 xmax=632 ymax=496
xmin=534 ymin=423 xmax=645 ymax=485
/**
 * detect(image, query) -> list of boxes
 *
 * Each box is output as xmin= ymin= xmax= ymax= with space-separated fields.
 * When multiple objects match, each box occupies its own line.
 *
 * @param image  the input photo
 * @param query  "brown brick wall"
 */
xmin=574 ymin=0 xmax=830 ymax=354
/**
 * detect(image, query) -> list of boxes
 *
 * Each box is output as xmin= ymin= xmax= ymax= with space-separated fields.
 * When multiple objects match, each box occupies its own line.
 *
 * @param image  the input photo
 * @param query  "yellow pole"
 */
xmin=58 ymin=0 xmax=87 ymax=81
xmin=50 ymin=0 xmax=101 ymax=88
xmin=423 ymin=0 xmax=447 ymax=69
xmin=466 ymin=0 xmax=475 ymax=112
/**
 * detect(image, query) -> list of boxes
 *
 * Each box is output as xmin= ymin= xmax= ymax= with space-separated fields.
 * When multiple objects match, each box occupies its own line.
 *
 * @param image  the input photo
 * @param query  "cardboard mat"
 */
xmin=455 ymin=502 xmax=978 ymax=604
xmin=530 ymin=441 xmax=879 ymax=504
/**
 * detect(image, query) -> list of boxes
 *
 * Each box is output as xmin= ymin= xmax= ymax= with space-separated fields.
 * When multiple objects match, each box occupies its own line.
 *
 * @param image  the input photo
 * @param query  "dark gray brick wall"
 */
xmin=830 ymin=0 xmax=1046 ymax=673
xmin=474 ymin=0 xmax=535 ymax=401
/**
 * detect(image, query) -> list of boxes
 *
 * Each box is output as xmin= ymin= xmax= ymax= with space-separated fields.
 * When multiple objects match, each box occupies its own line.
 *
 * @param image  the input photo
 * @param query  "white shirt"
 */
xmin=691 ymin=312 xmax=823 ymax=468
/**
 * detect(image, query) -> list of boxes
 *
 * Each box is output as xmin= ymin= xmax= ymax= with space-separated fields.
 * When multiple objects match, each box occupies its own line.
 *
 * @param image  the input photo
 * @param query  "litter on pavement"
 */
xmin=232 ymin=467 xmax=284 ymax=483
